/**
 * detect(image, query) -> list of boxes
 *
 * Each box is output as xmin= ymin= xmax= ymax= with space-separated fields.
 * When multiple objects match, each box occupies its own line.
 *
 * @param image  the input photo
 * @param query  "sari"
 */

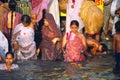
xmin=31 ymin=0 xmax=50 ymax=22
xmin=13 ymin=23 xmax=37 ymax=60
xmin=64 ymin=32 xmax=85 ymax=62
xmin=40 ymin=13 xmax=62 ymax=61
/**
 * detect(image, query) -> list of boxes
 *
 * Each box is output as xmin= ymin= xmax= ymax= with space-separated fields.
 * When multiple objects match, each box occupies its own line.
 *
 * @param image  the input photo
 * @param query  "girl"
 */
xmin=62 ymin=20 xmax=87 ymax=62
xmin=0 ymin=52 xmax=19 ymax=71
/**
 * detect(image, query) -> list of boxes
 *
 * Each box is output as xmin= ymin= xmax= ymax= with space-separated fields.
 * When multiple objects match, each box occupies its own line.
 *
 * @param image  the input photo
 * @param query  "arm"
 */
xmin=81 ymin=34 xmax=87 ymax=51
xmin=62 ymin=34 xmax=67 ymax=51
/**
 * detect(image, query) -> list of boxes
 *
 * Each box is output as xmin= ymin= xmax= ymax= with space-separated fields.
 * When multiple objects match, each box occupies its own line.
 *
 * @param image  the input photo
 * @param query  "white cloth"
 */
xmin=48 ymin=0 xmax=60 ymax=29
xmin=0 ymin=31 xmax=8 ymax=54
xmin=0 ymin=64 xmax=19 ymax=70
xmin=13 ymin=23 xmax=36 ymax=60
xmin=110 ymin=0 xmax=120 ymax=35
xmin=66 ymin=0 xmax=84 ymax=33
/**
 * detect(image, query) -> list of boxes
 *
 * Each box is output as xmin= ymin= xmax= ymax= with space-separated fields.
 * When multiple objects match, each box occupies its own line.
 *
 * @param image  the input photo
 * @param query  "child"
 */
xmin=86 ymin=37 xmax=108 ymax=55
xmin=0 ymin=52 xmax=19 ymax=71
xmin=62 ymin=20 xmax=87 ymax=62
xmin=112 ymin=21 xmax=120 ymax=74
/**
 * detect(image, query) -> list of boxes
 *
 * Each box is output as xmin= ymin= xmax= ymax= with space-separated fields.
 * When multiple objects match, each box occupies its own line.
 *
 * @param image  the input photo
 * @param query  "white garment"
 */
xmin=13 ymin=23 xmax=36 ymax=60
xmin=110 ymin=0 xmax=120 ymax=35
xmin=0 ymin=64 xmax=19 ymax=70
xmin=0 ymin=31 xmax=8 ymax=54
xmin=66 ymin=0 xmax=84 ymax=33
xmin=48 ymin=0 xmax=60 ymax=29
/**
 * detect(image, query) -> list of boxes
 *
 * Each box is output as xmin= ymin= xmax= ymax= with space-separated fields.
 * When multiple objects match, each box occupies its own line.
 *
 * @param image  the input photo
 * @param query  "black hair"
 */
xmin=21 ymin=15 xmax=31 ymax=24
xmin=5 ymin=52 xmax=14 ymax=58
xmin=70 ymin=20 xmax=79 ymax=27
xmin=0 ymin=0 xmax=8 ymax=3
xmin=115 ymin=21 xmax=120 ymax=32
xmin=101 ymin=43 xmax=108 ymax=52
xmin=8 ymin=0 xmax=17 ymax=11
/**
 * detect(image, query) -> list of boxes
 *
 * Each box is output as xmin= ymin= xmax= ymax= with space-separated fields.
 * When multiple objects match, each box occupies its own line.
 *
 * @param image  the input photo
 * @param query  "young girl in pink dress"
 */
xmin=62 ymin=20 xmax=87 ymax=62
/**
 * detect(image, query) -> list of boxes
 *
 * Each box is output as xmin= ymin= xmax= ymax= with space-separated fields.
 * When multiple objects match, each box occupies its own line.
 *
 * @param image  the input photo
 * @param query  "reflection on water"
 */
xmin=0 ymin=54 xmax=120 ymax=80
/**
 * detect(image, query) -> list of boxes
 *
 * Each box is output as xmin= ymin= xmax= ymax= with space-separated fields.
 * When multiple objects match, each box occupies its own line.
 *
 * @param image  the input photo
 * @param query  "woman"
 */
xmin=13 ymin=15 xmax=37 ymax=60
xmin=38 ymin=13 xmax=62 ymax=61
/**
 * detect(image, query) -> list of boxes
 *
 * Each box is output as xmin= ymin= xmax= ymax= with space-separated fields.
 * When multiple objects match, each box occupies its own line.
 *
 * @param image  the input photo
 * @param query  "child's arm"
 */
xmin=62 ymin=34 xmax=67 ymax=51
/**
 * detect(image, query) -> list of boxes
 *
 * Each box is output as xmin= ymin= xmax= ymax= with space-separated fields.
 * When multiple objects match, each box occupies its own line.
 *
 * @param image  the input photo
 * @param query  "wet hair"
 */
xmin=70 ymin=20 xmax=79 ymax=27
xmin=5 ymin=52 xmax=14 ymax=58
xmin=115 ymin=21 xmax=120 ymax=32
xmin=8 ymin=0 xmax=17 ymax=11
xmin=101 ymin=43 xmax=108 ymax=52
xmin=21 ymin=15 xmax=31 ymax=24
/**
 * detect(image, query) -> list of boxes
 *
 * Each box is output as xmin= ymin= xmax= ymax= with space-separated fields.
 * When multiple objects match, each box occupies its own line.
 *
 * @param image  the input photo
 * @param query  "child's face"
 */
xmin=44 ymin=19 xmax=49 ymax=26
xmin=70 ymin=24 xmax=78 ymax=33
xmin=5 ymin=54 xmax=14 ymax=65
xmin=22 ymin=22 xmax=30 ymax=27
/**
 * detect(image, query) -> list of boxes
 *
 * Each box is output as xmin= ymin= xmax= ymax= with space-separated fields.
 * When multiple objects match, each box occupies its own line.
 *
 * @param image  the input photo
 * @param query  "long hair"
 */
xmin=8 ymin=0 xmax=17 ymax=11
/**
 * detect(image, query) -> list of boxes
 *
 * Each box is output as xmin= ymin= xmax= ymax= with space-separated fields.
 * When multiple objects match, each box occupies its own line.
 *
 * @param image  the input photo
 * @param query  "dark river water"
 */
xmin=0 ymin=54 xmax=120 ymax=80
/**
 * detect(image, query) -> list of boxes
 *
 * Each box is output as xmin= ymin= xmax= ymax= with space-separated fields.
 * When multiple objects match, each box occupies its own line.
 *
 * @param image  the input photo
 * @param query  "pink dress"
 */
xmin=31 ymin=0 xmax=50 ymax=22
xmin=64 ymin=32 xmax=85 ymax=62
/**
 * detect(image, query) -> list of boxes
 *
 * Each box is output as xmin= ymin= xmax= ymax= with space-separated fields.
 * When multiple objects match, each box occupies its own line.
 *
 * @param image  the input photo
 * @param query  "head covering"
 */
xmin=44 ymin=13 xmax=62 ymax=38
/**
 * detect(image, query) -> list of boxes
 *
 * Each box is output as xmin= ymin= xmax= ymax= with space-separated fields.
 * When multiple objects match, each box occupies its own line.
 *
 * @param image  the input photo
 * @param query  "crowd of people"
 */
xmin=0 ymin=0 xmax=119 ymax=73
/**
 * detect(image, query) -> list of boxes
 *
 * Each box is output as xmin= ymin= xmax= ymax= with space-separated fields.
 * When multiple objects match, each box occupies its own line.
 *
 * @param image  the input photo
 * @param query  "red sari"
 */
xmin=39 ymin=13 xmax=62 ymax=61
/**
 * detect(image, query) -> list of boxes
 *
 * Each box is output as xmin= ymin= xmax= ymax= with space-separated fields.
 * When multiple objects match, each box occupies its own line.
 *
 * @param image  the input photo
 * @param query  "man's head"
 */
xmin=100 ymin=43 xmax=108 ymax=52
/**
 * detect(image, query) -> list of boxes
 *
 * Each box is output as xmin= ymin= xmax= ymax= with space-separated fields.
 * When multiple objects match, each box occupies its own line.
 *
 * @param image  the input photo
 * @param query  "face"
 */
xmin=5 ymin=54 xmax=14 ymax=65
xmin=44 ymin=19 xmax=49 ymax=26
xmin=70 ymin=24 xmax=79 ymax=33
xmin=22 ymin=22 xmax=29 ymax=27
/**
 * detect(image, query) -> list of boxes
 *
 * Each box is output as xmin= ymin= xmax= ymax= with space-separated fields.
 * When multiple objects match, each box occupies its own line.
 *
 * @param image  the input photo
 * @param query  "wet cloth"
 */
xmin=0 ymin=46 xmax=5 ymax=60
xmin=13 ymin=23 xmax=37 ymax=60
xmin=0 ymin=64 xmax=19 ymax=70
xmin=64 ymin=32 xmax=85 ymax=62
xmin=39 ymin=13 xmax=62 ymax=61
xmin=0 ymin=31 xmax=8 ymax=54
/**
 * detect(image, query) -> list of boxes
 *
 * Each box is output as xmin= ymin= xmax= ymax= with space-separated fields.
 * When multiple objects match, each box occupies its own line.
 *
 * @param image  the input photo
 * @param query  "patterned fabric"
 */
xmin=13 ymin=23 xmax=37 ymax=60
xmin=64 ymin=32 xmax=85 ymax=62
xmin=0 ymin=64 xmax=19 ymax=70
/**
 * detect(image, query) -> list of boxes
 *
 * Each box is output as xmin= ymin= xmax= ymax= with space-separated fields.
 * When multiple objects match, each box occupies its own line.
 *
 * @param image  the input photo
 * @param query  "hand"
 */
xmin=36 ymin=48 xmax=40 ymax=56
xmin=52 ymin=37 xmax=60 ymax=44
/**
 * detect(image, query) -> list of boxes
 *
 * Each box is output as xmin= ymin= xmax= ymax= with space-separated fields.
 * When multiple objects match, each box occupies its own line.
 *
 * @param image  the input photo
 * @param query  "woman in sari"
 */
xmin=62 ymin=20 xmax=86 ymax=62
xmin=37 ymin=12 xmax=62 ymax=61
